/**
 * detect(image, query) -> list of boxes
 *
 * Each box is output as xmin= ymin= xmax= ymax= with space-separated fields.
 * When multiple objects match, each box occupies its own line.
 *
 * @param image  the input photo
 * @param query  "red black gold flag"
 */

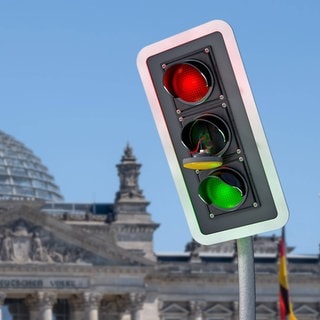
xmin=278 ymin=228 xmax=297 ymax=320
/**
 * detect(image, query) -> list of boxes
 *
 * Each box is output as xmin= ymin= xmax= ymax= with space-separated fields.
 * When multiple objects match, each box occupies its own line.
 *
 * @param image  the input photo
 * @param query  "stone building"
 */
xmin=0 ymin=131 xmax=319 ymax=319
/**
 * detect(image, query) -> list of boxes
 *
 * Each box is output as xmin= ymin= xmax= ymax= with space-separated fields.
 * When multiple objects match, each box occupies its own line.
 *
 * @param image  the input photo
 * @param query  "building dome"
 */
xmin=0 ymin=131 xmax=64 ymax=202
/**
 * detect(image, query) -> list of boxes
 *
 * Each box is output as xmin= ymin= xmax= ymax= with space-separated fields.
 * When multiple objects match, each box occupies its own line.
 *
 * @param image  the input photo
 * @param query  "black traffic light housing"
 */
xmin=137 ymin=20 xmax=288 ymax=245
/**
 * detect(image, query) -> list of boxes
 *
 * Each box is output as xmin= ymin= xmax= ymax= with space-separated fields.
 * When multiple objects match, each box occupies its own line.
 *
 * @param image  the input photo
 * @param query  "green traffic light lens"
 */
xmin=199 ymin=169 xmax=246 ymax=210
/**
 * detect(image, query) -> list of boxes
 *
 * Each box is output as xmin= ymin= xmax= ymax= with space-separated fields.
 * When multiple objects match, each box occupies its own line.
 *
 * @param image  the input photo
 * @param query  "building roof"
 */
xmin=0 ymin=131 xmax=63 ymax=202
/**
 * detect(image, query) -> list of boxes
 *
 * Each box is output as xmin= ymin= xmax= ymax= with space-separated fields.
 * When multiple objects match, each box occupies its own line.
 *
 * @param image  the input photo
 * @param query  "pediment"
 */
xmin=295 ymin=305 xmax=319 ymax=316
xmin=256 ymin=304 xmax=276 ymax=315
xmin=0 ymin=201 xmax=153 ymax=267
xmin=204 ymin=303 xmax=232 ymax=315
xmin=161 ymin=303 xmax=189 ymax=315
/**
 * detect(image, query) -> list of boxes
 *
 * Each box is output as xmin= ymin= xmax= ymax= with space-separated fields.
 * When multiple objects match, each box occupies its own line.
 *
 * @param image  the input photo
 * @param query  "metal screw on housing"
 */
xmin=209 ymin=213 xmax=215 ymax=219
xmin=204 ymin=47 xmax=210 ymax=54
xmin=219 ymin=95 xmax=224 ymax=100
xmin=161 ymin=63 xmax=167 ymax=70
xmin=222 ymin=102 xmax=227 ymax=108
xmin=179 ymin=116 xmax=183 ymax=122
xmin=239 ymin=156 xmax=244 ymax=162
xmin=236 ymin=149 xmax=242 ymax=154
xmin=253 ymin=202 xmax=258 ymax=207
xmin=176 ymin=109 xmax=181 ymax=114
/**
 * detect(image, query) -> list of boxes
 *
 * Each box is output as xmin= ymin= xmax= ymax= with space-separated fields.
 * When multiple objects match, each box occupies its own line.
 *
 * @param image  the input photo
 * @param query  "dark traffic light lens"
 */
xmin=182 ymin=115 xmax=230 ymax=157
xmin=163 ymin=61 xmax=212 ymax=104
xmin=199 ymin=169 xmax=246 ymax=210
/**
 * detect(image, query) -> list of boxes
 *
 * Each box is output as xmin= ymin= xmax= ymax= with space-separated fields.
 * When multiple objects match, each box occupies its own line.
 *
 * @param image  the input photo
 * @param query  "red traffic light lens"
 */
xmin=163 ymin=61 xmax=212 ymax=104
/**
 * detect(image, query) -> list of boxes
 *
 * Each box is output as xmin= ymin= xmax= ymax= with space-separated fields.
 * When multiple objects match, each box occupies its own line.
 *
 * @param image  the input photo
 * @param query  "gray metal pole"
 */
xmin=236 ymin=236 xmax=256 ymax=320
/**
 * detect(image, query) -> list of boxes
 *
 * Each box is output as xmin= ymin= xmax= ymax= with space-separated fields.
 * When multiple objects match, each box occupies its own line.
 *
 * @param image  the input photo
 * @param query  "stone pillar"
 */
xmin=0 ymin=292 xmax=6 ymax=320
xmin=84 ymin=292 xmax=102 ymax=320
xmin=128 ymin=293 xmax=145 ymax=320
xmin=38 ymin=292 xmax=57 ymax=320
xmin=69 ymin=294 xmax=85 ymax=320
xmin=233 ymin=300 xmax=239 ymax=320
xmin=189 ymin=300 xmax=206 ymax=320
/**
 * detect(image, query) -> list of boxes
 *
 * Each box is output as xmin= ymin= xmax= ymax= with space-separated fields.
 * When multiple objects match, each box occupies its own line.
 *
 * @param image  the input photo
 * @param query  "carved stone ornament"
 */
xmin=37 ymin=292 xmax=57 ymax=308
xmin=84 ymin=292 xmax=103 ymax=309
xmin=0 ymin=219 xmax=98 ymax=265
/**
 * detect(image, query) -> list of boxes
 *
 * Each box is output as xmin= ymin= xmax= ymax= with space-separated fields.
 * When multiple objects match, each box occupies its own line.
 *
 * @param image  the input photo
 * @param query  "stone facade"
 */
xmin=0 ymin=145 xmax=318 ymax=319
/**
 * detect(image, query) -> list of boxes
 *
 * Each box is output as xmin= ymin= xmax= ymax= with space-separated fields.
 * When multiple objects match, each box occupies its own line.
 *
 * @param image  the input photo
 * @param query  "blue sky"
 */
xmin=0 ymin=1 xmax=319 ymax=254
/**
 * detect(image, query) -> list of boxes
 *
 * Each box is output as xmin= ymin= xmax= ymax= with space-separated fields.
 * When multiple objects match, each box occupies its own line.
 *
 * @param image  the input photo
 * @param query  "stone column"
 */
xmin=0 ymin=292 xmax=6 ymax=320
xmin=233 ymin=300 xmax=239 ymax=320
xmin=84 ymin=292 xmax=102 ymax=320
xmin=38 ymin=292 xmax=57 ymax=320
xmin=128 ymin=293 xmax=145 ymax=320
xmin=189 ymin=300 xmax=206 ymax=320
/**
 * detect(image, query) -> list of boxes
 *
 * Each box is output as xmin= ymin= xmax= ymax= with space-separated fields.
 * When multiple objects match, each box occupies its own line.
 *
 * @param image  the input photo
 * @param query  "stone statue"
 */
xmin=31 ymin=232 xmax=45 ymax=262
xmin=0 ymin=230 xmax=13 ymax=261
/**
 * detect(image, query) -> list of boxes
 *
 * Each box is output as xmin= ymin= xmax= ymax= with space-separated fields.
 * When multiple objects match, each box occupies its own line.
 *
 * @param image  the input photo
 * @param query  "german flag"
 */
xmin=278 ymin=228 xmax=297 ymax=320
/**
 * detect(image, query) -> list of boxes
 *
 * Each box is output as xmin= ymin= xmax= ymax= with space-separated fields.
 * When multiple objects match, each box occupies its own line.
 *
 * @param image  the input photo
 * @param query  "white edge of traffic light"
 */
xmin=137 ymin=20 xmax=289 ymax=245
xmin=220 ymin=21 xmax=289 ymax=236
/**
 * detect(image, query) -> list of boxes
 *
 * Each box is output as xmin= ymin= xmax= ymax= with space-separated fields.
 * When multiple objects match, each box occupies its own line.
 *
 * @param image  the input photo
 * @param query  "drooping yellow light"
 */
xmin=183 ymin=156 xmax=223 ymax=170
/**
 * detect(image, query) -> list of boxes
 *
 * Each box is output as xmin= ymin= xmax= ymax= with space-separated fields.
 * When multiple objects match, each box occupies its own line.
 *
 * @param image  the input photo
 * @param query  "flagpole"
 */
xmin=237 ymin=236 xmax=256 ymax=320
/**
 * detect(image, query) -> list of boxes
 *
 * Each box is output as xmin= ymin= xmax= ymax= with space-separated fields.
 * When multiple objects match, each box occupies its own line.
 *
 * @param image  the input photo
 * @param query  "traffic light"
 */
xmin=137 ymin=20 xmax=288 ymax=245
